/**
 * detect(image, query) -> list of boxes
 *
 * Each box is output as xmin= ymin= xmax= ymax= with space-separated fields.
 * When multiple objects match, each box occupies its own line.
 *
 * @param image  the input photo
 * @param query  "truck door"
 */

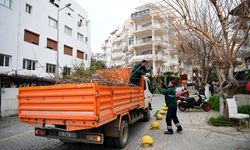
xmin=144 ymin=78 xmax=152 ymax=108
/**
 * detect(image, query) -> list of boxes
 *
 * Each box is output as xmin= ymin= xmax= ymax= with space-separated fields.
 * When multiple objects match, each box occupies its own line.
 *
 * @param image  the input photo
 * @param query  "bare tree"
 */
xmin=158 ymin=0 xmax=250 ymax=116
xmin=165 ymin=15 xmax=214 ymax=90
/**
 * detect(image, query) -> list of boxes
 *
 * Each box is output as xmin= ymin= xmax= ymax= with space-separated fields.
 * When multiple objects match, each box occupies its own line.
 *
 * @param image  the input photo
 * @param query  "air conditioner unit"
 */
xmin=78 ymin=19 xmax=83 ymax=27
xmin=78 ymin=21 xmax=82 ymax=26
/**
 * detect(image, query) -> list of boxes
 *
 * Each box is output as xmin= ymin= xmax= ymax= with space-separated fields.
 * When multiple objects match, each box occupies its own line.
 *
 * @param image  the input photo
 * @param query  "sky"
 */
xmin=74 ymin=0 xmax=151 ymax=53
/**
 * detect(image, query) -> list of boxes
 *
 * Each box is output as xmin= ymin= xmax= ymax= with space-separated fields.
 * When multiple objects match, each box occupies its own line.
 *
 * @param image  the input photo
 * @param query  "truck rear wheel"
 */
xmin=113 ymin=120 xmax=129 ymax=148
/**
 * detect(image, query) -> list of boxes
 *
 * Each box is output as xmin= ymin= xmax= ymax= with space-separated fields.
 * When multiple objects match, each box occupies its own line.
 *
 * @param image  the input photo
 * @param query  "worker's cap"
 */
xmin=141 ymin=60 xmax=148 ymax=63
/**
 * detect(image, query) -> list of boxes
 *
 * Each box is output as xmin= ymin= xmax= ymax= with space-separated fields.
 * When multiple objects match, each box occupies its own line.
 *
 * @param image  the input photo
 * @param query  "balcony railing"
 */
xmin=128 ymin=53 xmax=168 ymax=64
xmin=112 ymin=53 xmax=124 ymax=59
xmin=133 ymin=38 xmax=152 ymax=47
xmin=131 ymin=9 xmax=150 ymax=20
xmin=132 ymin=24 xmax=163 ymax=33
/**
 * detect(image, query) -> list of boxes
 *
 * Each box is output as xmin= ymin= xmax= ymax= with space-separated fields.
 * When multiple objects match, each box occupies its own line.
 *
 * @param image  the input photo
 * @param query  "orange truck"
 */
xmin=18 ymin=68 xmax=152 ymax=148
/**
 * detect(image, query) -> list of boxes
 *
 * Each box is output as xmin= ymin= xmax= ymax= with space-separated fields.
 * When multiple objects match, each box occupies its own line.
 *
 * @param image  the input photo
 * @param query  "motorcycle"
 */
xmin=177 ymin=93 xmax=211 ymax=111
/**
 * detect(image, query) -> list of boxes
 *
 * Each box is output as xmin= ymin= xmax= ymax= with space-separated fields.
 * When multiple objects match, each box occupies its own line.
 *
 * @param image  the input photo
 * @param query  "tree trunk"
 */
xmin=218 ymin=66 xmax=238 ymax=117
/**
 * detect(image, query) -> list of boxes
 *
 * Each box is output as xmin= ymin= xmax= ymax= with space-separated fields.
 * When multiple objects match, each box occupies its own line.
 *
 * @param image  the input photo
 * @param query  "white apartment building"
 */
xmin=110 ymin=20 xmax=132 ymax=68
xmin=0 ymin=0 xmax=91 ymax=78
xmin=100 ymin=3 xmax=192 ymax=77
xmin=128 ymin=3 xmax=170 ymax=75
xmin=101 ymin=38 xmax=112 ymax=68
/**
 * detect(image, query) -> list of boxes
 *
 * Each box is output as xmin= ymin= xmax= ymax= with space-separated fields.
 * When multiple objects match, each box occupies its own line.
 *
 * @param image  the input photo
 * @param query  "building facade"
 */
xmin=0 ymin=0 xmax=91 ymax=78
xmin=100 ymin=3 xmax=192 ymax=77
xmin=128 ymin=3 xmax=166 ymax=75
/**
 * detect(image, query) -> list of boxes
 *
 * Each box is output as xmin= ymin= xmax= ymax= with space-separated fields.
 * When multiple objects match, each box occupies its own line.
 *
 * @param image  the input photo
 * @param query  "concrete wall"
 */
xmin=0 ymin=88 xmax=18 ymax=118
xmin=235 ymin=94 xmax=250 ymax=106
xmin=0 ymin=0 xmax=91 ymax=77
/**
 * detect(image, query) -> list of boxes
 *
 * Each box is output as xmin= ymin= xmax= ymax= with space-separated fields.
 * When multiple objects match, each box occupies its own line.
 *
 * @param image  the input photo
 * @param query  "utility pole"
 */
xmin=56 ymin=3 xmax=71 ymax=76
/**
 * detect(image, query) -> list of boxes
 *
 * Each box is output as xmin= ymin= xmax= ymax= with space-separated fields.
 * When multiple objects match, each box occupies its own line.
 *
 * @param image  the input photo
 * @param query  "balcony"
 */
xmin=112 ymin=53 xmax=124 ymax=59
xmin=128 ymin=53 xmax=167 ymax=64
xmin=113 ymin=36 xmax=123 ymax=42
xmin=132 ymin=24 xmax=163 ymax=35
xmin=132 ymin=38 xmax=152 ymax=48
xmin=112 ymin=45 xmax=122 ymax=51
xmin=131 ymin=9 xmax=150 ymax=20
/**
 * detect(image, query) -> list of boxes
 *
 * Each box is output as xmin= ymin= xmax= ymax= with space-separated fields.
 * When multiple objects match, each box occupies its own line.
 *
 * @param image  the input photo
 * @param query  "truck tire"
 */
xmin=143 ymin=106 xmax=151 ymax=121
xmin=113 ymin=120 xmax=129 ymax=148
xmin=104 ymin=137 xmax=114 ymax=147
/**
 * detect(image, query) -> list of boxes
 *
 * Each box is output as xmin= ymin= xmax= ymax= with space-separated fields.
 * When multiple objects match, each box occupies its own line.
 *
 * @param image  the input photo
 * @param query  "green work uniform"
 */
xmin=130 ymin=64 xmax=148 ymax=86
xmin=159 ymin=87 xmax=177 ymax=108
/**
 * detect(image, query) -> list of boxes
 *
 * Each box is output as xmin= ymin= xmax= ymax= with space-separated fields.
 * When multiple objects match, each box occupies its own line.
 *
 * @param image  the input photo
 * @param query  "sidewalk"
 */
xmin=136 ymin=96 xmax=250 ymax=150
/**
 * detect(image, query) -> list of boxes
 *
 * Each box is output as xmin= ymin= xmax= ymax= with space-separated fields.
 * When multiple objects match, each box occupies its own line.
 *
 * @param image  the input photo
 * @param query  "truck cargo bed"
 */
xmin=18 ymin=83 xmax=144 ymax=131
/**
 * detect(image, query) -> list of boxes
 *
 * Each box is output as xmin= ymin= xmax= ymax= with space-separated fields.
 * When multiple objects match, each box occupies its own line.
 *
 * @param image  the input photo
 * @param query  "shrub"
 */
xmin=238 ymin=105 xmax=250 ymax=115
xmin=207 ymin=95 xmax=220 ymax=111
xmin=208 ymin=116 xmax=245 ymax=127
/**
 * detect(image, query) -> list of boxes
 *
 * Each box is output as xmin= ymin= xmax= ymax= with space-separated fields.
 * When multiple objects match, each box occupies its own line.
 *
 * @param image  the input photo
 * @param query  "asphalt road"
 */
xmin=0 ymin=95 xmax=164 ymax=150
xmin=1 ymin=95 xmax=250 ymax=150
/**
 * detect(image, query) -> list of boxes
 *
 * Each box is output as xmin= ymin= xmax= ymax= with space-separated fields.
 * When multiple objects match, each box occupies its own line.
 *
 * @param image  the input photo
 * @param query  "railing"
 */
xmin=131 ymin=9 xmax=150 ymax=20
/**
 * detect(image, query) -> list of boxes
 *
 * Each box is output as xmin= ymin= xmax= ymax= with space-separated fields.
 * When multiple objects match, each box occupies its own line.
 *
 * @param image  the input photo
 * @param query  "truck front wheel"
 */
xmin=143 ymin=106 xmax=151 ymax=121
xmin=113 ymin=120 xmax=129 ymax=148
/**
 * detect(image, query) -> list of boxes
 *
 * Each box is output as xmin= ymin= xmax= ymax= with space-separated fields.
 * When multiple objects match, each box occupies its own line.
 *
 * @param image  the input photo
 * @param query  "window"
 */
xmin=24 ymin=29 xmax=39 ymax=45
xmin=46 ymin=63 xmax=56 ymax=73
xmin=64 ymin=26 xmax=72 ymax=36
xmin=23 ymin=59 xmax=36 ymax=70
xmin=77 ymin=33 xmax=83 ymax=42
xmin=25 ymin=3 xmax=32 ymax=14
xmin=64 ymin=45 xmax=73 ymax=56
xmin=77 ymin=50 xmax=84 ymax=59
xmin=49 ymin=0 xmax=59 ymax=7
xmin=0 ymin=54 xmax=10 ymax=67
xmin=49 ymin=0 xmax=55 ymax=4
xmin=85 ymin=53 xmax=88 ymax=60
xmin=0 ymin=0 xmax=11 ymax=8
xmin=85 ymin=37 xmax=88 ymax=43
xmin=47 ymin=38 xmax=57 ymax=51
xmin=63 ymin=66 xmax=71 ymax=76
xmin=48 ymin=17 xmax=57 ymax=29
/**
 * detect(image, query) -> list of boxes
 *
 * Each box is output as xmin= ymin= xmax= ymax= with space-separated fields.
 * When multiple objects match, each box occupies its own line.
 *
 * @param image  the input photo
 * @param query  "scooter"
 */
xmin=177 ymin=93 xmax=211 ymax=111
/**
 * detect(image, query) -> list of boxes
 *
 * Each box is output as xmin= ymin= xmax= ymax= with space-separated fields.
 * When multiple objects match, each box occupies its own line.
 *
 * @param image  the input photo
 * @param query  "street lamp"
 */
xmin=56 ymin=3 xmax=71 ymax=76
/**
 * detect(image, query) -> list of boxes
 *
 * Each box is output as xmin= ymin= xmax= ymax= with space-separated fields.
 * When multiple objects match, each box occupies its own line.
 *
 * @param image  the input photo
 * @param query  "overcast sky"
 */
xmin=74 ymin=0 xmax=151 ymax=53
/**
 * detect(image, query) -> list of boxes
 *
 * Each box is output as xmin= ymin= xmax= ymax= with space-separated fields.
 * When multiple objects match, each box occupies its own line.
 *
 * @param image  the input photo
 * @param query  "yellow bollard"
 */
xmin=150 ymin=121 xmax=160 ymax=130
xmin=141 ymin=135 xmax=154 ymax=147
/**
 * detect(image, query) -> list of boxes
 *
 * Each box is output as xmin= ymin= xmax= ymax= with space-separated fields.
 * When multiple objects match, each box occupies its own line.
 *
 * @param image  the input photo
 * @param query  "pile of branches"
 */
xmin=55 ymin=70 xmax=131 ymax=86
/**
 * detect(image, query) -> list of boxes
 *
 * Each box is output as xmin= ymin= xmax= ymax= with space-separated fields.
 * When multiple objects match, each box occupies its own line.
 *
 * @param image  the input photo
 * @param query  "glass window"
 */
xmin=85 ymin=54 xmax=88 ymax=60
xmin=0 ymin=54 xmax=10 ymax=67
xmin=77 ymin=33 xmax=83 ymax=42
xmin=63 ymin=66 xmax=71 ymax=76
xmin=23 ymin=59 xmax=36 ymax=70
xmin=46 ymin=63 xmax=56 ymax=74
xmin=25 ymin=3 xmax=32 ymax=14
xmin=48 ymin=17 xmax=57 ymax=29
xmin=85 ymin=37 xmax=88 ymax=43
xmin=0 ymin=0 xmax=11 ymax=8
xmin=5 ymin=56 xmax=9 ymax=67
xmin=0 ymin=55 xmax=4 ymax=66
xmin=64 ymin=26 xmax=72 ymax=36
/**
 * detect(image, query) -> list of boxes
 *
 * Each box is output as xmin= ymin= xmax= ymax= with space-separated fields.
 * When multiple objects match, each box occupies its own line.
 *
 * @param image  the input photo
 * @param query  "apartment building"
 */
xmin=0 ymin=0 xmax=91 ymax=78
xmin=100 ymin=3 xmax=192 ymax=76
xmin=101 ymin=38 xmax=112 ymax=68
xmin=128 ymin=3 xmax=167 ymax=75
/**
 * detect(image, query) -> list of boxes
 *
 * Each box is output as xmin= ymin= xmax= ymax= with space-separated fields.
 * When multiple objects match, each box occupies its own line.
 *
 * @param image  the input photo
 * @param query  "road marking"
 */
xmin=0 ymin=130 xmax=33 ymax=142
